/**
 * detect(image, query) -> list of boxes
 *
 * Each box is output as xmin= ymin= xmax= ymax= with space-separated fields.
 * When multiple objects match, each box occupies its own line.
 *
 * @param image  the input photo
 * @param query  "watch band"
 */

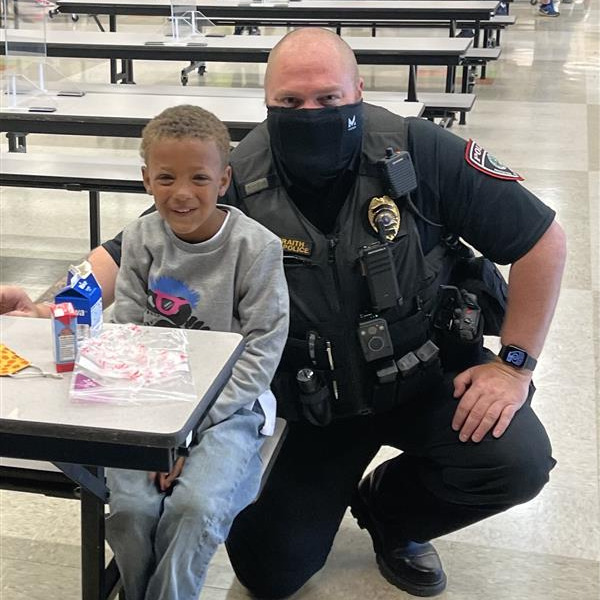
xmin=498 ymin=345 xmax=537 ymax=371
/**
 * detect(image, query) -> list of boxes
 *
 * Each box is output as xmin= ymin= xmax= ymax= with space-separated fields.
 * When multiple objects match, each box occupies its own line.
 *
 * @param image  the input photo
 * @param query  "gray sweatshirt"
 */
xmin=113 ymin=205 xmax=289 ymax=430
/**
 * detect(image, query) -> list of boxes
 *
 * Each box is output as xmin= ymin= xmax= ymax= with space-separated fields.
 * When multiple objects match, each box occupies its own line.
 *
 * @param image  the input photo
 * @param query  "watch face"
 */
xmin=505 ymin=349 xmax=526 ymax=367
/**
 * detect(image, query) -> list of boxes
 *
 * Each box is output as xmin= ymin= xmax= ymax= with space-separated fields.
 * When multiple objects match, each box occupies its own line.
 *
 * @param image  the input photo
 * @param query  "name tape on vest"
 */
xmin=244 ymin=178 xmax=270 ymax=196
xmin=281 ymin=237 xmax=312 ymax=256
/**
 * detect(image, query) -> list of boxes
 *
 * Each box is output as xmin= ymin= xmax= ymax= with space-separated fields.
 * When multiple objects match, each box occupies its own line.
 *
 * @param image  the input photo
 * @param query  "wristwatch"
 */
xmin=498 ymin=345 xmax=537 ymax=371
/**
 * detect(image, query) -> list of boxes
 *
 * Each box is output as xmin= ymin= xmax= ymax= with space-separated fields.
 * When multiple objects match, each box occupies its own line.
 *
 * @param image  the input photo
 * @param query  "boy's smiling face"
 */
xmin=143 ymin=137 xmax=231 ymax=243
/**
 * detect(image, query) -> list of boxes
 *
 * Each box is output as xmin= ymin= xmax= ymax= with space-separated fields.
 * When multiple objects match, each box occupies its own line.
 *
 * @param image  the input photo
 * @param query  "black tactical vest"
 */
xmin=230 ymin=104 xmax=457 ymax=421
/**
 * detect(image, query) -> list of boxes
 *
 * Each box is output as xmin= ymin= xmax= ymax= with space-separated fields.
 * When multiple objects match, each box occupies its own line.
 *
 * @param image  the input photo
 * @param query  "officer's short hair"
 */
xmin=140 ymin=104 xmax=230 ymax=167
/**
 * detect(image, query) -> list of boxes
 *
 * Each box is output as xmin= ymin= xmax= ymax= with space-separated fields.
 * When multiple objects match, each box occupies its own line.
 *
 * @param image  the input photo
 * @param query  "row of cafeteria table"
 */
xmin=54 ymin=0 xmax=499 ymax=47
xmin=0 ymin=29 xmax=473 ymax=97
xmin=45 ymin=0 xmax=503 ymax=123
xmin=54 ymin=0 xmax=499 ymax=28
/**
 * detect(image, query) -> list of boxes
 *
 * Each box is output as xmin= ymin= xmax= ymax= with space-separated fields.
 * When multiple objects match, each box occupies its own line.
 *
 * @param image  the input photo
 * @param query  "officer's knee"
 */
xmin=238 ymin=569 xmax=313 ymax=600
xmin=503 ymin=450 xmax=555 ymax=505
xmin=227 ymin=538 xmax=324 ymax=600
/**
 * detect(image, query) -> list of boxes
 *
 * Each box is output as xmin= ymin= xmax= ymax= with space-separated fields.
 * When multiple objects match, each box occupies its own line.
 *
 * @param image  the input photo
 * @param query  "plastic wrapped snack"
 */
xmin=70 ymin=324 xmax=197 ymax=405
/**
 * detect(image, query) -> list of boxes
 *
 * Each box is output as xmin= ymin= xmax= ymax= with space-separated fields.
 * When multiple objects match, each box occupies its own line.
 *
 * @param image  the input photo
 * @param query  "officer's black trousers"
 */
xmin=225 ymin=372 xmax=555 ymax=600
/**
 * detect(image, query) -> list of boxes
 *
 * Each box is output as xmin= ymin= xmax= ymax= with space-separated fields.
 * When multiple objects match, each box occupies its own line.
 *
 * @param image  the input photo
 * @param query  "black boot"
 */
xmin=351 ymin=472 xmax=447 ymax=597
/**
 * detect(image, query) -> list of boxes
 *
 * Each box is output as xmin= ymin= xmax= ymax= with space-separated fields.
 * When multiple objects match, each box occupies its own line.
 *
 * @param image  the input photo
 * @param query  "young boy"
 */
xmin=106 ymin=105 xmax=289 ymax=600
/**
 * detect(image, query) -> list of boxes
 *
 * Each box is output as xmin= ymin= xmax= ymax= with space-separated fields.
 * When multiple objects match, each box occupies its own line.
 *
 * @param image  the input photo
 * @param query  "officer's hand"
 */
xmin=0 ymin=286 xmax=40 ymax=317
xmin=452 ymin=360 xmax=531 ymax=442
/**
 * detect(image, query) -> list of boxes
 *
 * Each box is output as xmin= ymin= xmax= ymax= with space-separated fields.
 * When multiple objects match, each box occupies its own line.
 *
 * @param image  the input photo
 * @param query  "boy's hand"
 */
xmin=148 ymin=456 xmax=186 ymax=492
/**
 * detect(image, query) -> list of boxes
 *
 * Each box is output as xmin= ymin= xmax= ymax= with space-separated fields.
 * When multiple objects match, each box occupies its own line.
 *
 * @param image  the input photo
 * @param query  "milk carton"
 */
xmin=55 ymin=261 xmax=103 ymax=341
xmin=50 ymin=302 xmax=78 ymax=373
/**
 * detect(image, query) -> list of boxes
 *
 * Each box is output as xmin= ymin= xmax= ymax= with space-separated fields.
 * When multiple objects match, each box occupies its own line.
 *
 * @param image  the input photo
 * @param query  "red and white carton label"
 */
xmin=50 ymin=302 xmax=78 ymax=373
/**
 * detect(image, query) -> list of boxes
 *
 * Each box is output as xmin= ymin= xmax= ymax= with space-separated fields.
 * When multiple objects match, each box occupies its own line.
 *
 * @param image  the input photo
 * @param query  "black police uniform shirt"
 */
xmin=102 ymin=117 xmax=555 ymax=268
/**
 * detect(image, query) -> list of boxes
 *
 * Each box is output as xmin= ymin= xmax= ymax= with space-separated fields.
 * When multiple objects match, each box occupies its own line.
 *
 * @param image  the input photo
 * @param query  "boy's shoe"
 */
xmin=539 ymin=2 xmax=560 ymax=15
xmin=457 ymin=29 xmax=475 ymax=38
xmin=350 ymin=472 xmax=447 ymax=597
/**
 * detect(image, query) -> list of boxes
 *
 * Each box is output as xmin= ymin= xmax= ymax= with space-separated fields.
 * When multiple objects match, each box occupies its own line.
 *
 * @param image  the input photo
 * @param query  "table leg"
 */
xmin=407 ymin=65 xmax=417 ymax=103
xmin=13 ymin=0 xmax=20 ymax=29
xmin=89 ymin=191 xmax=100 ymax=249
xmin=445 ymin=65 xmax=456 ymax=93
xmin=109 ymin=15 xmax=117 ymax=83
xmin=6 ymin=132 xmax=27 ymax=153
xmin=80 ymin=466 xmax=107 ymax=600
xmin=449 ymin=19 xmax=457 ymax=37
xmin=92 ymin=15 xmax=105 ymax=32
xmin=123 ymin=59 xmax=134 ymax=84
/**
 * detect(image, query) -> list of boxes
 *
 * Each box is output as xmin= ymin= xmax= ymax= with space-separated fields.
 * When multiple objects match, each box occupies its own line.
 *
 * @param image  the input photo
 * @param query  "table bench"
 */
xmin=1 ymin=417 xmax=287 ymax=499
xmin=0 ymin=153 xmax=144 ymax=248
xmin=196 ymin=13 xmax=515 ymax=45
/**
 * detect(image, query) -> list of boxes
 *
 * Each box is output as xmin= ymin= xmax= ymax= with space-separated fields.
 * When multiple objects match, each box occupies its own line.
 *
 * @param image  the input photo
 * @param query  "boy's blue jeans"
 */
xmin=106 ymin=405 xmax=265 ymax=600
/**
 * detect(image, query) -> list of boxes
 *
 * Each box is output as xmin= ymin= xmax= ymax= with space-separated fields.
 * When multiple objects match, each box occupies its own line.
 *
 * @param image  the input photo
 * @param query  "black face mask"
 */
xmin=267 ymin=100 xmax=364 ymax=193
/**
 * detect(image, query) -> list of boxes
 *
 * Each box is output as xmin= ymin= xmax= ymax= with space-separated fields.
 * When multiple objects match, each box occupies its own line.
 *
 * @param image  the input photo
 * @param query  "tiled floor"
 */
xmin=1 ymin=0 xmax=599 ymax=598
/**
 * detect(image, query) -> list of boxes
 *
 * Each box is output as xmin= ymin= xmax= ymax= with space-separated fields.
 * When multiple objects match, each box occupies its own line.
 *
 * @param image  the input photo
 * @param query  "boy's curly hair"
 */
xmin=140 ymin=104 xmax=231 ymax=166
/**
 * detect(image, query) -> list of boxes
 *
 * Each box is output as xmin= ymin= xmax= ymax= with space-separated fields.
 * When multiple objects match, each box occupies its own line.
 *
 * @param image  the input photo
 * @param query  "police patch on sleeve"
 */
xmin=465 ymin=139 xmax=523 ymax=181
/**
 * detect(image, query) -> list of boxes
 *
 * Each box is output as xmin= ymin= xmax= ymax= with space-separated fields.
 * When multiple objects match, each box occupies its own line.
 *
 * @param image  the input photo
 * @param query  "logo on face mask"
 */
xmin=347 ymin=115 xmax=357 ymax=131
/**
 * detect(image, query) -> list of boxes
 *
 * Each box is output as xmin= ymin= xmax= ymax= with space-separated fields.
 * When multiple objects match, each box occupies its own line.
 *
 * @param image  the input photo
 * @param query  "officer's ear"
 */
xmin=354 ymin=76 xmax=365 ymax=102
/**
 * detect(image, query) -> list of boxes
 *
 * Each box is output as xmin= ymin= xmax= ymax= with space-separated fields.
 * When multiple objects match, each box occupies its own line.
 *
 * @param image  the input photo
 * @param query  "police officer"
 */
xmin=222 ymin=28 xmax=565 ymax=599
xmin=1 ymin=28 xmax=565 ymax=599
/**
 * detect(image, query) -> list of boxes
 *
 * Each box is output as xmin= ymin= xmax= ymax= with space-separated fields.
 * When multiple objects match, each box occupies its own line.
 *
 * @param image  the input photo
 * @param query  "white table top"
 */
xmin=0 ymin=316 xmax=243 ymax=446
xmin=0 ymin=90 xmax=425 ymax=123
xmin=0 ymin=152 xmax=144 ymax=182
xmin=0 ymin=30 xmax=472 ymax=58
xmin=55 ymin=0 xmax=499 ymax=15
xmin=2 ymin=91 xmax=269 ymax=122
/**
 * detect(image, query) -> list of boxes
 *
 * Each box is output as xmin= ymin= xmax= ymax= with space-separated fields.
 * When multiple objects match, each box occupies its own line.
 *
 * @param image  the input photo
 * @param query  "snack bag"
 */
xmin=70 ymin=325 xmax=197 ymax=405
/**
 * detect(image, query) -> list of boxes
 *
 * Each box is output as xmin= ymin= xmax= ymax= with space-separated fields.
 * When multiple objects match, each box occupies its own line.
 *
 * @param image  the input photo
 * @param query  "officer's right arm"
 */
xmin=88 ymin=245 xmax=120 ymax=308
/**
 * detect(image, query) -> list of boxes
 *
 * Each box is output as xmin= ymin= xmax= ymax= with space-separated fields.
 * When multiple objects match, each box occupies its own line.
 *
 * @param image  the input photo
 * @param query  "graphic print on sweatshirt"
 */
xmin=144 ymin=276 xmax=211 ymax=330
